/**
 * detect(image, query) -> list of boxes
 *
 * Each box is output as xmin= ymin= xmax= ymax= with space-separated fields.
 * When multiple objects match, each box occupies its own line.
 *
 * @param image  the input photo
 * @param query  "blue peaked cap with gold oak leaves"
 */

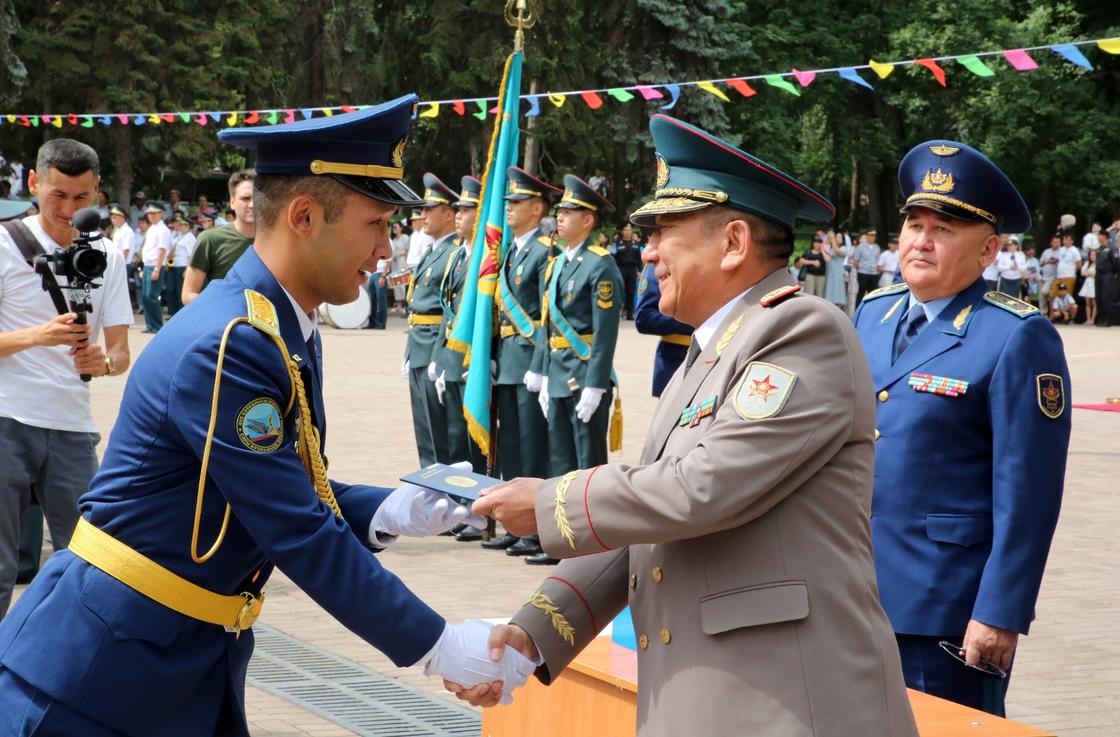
xmin=629 ymin=114 xmax=834 ymax=232
xmin=218 ymin=94 xmax=424 ymax=207
xmin=898 ymin=140 xmax=1030 ymax=233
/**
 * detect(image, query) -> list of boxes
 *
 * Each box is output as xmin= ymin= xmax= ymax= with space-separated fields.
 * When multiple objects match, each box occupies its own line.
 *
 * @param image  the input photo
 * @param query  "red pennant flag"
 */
xmin=915 ymin=58 xmax=947 ymax=87
xmin=452 ymin=100 xmax=465 ymax=115
xmin=67 ymin=113 xmax=78 ymax=125
xmin=580 ymin=91 xmax=604 ymax=109
xmin=340 ymin=105 xmax=357 ymax=113
xmin=18 ymin=116 xmax=30 ymax=127
xmin=244 ymin=111 xmax=260 ymax=124
xmin=159 ymin=113 xmax=174 ymax=123
xmin=727 ymin=78 xmax=757 ymax=97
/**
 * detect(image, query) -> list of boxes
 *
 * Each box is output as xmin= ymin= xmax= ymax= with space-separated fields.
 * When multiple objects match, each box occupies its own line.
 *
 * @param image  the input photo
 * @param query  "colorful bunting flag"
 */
xmin=636 ymin=85 xmax=663 ymax=100
xmin=473 ymin=100 xmax=487 ymax=120
xmin=660 ymin=84 xmax=681 ymax=110
xmin=868 ymin=59 xmax=895 ymax=78
xmin=419 ymin=103 xmax=439 ymax=118
xmin=525 ymin=96 xmax=541 ymax=117
xmin=607 ymin=88 xmax=635 ymax=102
xmin=839 ymin=68 xmax=874 ymax=90
xmin=764 ymin=75 xmax=801 ymax=96
xmin=915 ymin=58 xmax=947 ymax=87
xmin=1003 ymin=49 xmax=1038 ymax=71
xmin=580 ymin=91 xmax=604 ymax=109
xmin=548 ymin=92 xmax=566 ymax=108
xmin=697 ymin=81 xmax=730 ymax=101
xmin=957 ymin=55 xmax=995 ymax=77
xmin=792 ymin=68 xmax=816 ymax=87
xmin=727 ymin=78 xmax=756 ymax=97
xmin=1051 ymin=44 xmax=1092 ymax=69
xmin=452 ymin=100 xmax=466 ymax=115
xmin=1098 ymin=39 xmax=1120 ymax=54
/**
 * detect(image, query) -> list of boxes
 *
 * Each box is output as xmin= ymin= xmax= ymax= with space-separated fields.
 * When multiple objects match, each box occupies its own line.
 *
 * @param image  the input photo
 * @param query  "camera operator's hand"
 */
xmin=36 ymin=313 xmax=91 ymax=349
xmin=71 ymin=343 xmax=108 ymax=377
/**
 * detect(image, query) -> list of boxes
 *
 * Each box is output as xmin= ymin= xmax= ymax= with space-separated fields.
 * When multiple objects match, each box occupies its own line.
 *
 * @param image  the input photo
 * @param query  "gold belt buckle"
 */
xmin=235 ymin=592 xmax=266 ymax=636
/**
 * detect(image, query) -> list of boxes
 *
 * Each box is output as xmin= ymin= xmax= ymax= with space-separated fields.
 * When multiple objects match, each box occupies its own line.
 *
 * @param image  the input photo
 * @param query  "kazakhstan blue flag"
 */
xmin=447 ymin=51 xmax=522 ymax=455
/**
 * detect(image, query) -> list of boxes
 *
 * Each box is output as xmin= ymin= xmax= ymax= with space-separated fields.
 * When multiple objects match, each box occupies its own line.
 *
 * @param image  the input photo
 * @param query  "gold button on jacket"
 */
xmin=878 ymin=390 xmax=889 ymax=402
xmin=652 ymin=566 xmax=663 ymax=583
xmin=660 ymin=628 xmax=671 ymax=645
xmin=638 ymin=634 xmax=649 ymax=650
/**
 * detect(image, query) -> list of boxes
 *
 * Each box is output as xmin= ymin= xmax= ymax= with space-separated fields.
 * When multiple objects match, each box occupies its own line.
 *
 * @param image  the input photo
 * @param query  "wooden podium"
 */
xmin=481 ymin=638 xmax=1054 ymax=737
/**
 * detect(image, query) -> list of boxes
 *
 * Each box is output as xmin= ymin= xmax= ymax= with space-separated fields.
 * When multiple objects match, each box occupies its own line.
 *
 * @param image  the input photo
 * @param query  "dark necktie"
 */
xmin=684 ymin=338 xmax=701 ymax=373
xmin=892 ymin=304 xmax=928 ymax=363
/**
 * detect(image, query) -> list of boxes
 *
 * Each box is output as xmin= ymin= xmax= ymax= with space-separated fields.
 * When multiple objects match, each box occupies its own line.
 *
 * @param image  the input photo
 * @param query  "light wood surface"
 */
xmin=481 ymin=638 xmax=1056 ymax=737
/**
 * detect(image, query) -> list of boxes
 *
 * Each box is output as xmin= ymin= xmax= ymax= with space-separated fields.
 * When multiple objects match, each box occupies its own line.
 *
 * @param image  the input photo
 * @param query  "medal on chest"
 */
xmin=423 ymin=266 xmax=433 ymax=285
xmin=678 ymin=396 xmax=717 ymax=427
xmin=515 ymin=264 xmax=525 ymax=285
xmin=565 ymin=279 xmax=575 ymax=303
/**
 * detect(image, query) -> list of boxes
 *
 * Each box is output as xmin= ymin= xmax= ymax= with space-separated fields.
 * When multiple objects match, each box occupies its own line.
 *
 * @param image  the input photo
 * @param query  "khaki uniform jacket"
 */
xmin=511 ymin=269 xmax=918 ymax=737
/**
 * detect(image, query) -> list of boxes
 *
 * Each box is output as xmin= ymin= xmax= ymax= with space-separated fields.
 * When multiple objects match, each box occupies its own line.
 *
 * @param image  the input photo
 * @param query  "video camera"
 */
xmin=34 ymin=207 xmax=106 ymax=382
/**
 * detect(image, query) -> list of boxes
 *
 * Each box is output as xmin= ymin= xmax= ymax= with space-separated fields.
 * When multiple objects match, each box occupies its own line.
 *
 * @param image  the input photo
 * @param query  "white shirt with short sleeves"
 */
xmin=1055 ymin=246 xmax=1081 ymax=278
xmin=1039 ymin=248 xmax=1058 ymax=281
xmin=876 ymin=250 xmax=899 ymax=287
xmin=170 ymin=230 xmax=195 ymax=266
xmin=996 ymin=251 xmax=1026 ymax=280
xmin=0 ymin=215 xmax=133 ymax=432
xmin=111 ymin=226 xmax=136 ymax=262
xmin=141 ymin=219 xmax=172 ymax=266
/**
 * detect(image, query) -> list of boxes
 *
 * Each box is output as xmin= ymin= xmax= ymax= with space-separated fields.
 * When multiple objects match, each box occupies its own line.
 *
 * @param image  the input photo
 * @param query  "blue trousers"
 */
xmin=896 ymin=634 xmax=1010 ymax=716
xmin=141 ymin=266 xmax=164 ymax=332
xmin=0 ymin=669 xmax=125 ymax=736
xmin=163 ymin=266 xmax=185 ymax=317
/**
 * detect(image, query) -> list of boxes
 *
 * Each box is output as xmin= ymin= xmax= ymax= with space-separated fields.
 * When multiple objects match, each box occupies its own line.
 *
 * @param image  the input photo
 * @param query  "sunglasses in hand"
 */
xmin=937 ymin=640 xmax=1008 ymax=679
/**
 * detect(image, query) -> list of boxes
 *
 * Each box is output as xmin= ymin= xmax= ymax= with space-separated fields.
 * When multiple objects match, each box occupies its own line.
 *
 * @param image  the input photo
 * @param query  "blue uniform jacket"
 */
xmin=0 ymin=248 xmax=444 ymax=737
xmin=853 ymin=277 xmax=1070 ymax=637
xmin=634 ymin=263 xmax=693 ymax=397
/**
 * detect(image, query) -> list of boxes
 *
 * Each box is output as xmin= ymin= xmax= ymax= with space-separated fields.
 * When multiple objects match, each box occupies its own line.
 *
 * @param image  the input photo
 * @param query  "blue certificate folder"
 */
xmin=399 ymin=464 xmax=502 ymax=504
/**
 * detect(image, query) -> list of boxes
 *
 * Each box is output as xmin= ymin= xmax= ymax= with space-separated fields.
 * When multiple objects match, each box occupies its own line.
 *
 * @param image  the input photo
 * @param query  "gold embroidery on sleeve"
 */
xmin=529 ymin=592 xmax=576 ymax=645
xmin=554 ymin=470 xmax=579 ymax=550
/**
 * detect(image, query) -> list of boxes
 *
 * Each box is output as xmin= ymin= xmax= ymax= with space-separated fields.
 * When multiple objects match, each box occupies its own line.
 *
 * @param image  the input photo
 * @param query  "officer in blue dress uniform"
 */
xmin=0 ymin=96 xmax=533 ymax=736
xmin=853 ymin=141 xmax=1071 ymax=716
xmin=634 ymin=261 xmax=693 ymax=396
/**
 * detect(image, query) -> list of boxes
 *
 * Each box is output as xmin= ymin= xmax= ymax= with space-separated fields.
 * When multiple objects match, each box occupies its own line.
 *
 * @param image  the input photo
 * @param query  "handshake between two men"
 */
xmin=377 ymin=462 xmax=544 ymax=705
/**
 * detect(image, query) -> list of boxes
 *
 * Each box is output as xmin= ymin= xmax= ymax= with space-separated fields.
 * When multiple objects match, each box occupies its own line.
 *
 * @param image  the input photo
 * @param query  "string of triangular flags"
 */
xmin=3 ymin=37 xmax=1116 ymax=128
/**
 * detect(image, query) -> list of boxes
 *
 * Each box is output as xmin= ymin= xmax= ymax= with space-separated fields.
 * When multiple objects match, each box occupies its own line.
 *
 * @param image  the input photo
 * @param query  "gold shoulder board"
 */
xmin=587 ymin=245 xmax=610 ymax=257
xmin=983 ymin=291 xmax=1038 ymax=318
xmin=862 ymin=282 xmax=909 ymax=301
xmin=760 ymin=284 xmax=802 ymax=307
xmin=244 ymin=289 xmax=280 ymax=337
xmin=536 ymin=235 xmax=552 ymax=248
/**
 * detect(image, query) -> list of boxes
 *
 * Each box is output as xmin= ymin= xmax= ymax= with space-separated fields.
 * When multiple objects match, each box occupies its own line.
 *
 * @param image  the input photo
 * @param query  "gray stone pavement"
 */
xmin=18 ymin=310 xmax=1119 ymax=735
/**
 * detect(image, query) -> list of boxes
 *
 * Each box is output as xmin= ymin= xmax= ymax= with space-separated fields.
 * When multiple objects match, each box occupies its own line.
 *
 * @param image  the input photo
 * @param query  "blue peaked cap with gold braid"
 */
xmin=898 ymin=140 xmax=1030 ymax=233
xmin=218 ymin=94 xmax=424 ymax=207
xmin=630 ymin=114 xmax=834 ymax=231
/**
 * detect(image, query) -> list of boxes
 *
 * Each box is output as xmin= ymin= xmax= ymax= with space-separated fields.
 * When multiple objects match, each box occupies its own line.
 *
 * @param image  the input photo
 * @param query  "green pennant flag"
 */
xmin=957 ymin=55 xmax=995 ymax=77
xmin=474 ymin=100 xmax=488 ymax=120
xmin=764 ymin=75 xmax=801 ymax=96
xmin=607 ymin=88 xmax=635 ymax=102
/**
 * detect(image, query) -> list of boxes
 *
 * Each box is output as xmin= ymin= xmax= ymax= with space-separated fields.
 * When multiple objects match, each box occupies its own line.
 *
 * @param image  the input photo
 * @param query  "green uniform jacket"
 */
xmin=405 ymin=233 xmax=458 ymax=366
xmin=536 ymin=241 xmax=624 ymax=397
xmin=497 ymin=228 xmax=554 ymax=385
xmin=435 ymin=239 xmax=470 ymax=382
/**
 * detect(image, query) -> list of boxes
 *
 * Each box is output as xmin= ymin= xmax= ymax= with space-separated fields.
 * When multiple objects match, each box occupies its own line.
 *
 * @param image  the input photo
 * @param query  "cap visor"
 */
xmin=332 ymin=175 xmax=424 ymax=207
xmin=454 ymin=201 xmax=479 ymax=209
xmin=504 ymin=193 xmax=530 ymax=201
xmin=629 ymin=197 xmax=714 ymax=228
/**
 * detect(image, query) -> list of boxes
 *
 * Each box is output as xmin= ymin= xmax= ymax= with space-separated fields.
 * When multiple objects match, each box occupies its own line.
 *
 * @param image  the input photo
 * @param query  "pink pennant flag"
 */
xmin=636 ymin=85 xmax=663 ymax=100
xmin=791 ymin=68 xmax=816 ymax=87
xmin=580 ymin=91 xmax=604 ymax=109
xmin=915 ymin=58 xmax=947 ymax=87
xmin=194 ymin=112 xmax=208 ymax=125
xmin=1003 ymin=49 xmax=1038 ymax=71
xmin=284 ymin=109 xmax=296 ymax=123
xmin=340 ymin=105 xmax=357 ymax=113
xmin=117 ymin=114 xmax=129 ymax=124
xmin=727 ymin=78 xmax=757 ymax=97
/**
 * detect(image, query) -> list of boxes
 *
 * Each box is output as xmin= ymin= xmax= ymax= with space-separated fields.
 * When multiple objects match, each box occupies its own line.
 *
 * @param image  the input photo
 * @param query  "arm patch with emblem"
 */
xmin=732 ymin=362 xmax=797 ymax=420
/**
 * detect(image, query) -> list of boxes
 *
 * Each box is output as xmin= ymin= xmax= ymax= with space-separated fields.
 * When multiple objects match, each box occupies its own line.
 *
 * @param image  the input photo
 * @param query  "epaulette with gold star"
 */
xmin=861 ymin=282 xmax=909 ymax=301
xmin=759 ymin=284 xmax=801 ymax=307
xmin=983 ymin=290 xmax=1039 ymax=318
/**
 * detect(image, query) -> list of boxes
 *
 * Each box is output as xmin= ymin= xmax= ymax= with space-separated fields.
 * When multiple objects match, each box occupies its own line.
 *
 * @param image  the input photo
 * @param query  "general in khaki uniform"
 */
xmin=405 ymin=173 xmax=460 ymax=466
xmin=481 ymin=115 xmax=918 ymax=736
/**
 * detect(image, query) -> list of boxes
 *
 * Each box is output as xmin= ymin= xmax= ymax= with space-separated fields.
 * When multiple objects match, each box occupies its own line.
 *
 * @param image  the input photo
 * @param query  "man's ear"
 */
xmin=720 ymin=218 xmax=752 ymax=272
xmin=27 ymin=169 xmax=39 ymax=196
xmin=285 ymin=195 xmax=321 ymax=239
xmin=978 ymin=230 xmax=1001 ymax=268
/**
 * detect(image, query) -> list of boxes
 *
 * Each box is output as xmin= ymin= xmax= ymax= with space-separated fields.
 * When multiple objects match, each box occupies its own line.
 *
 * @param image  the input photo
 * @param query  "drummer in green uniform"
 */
xmin=404 ymin=173 xmax=459 ymax=467
xmin=488 ymin=167 xmax=563 ymax=556
xmin=528 ymin=175 xmax=622 ymax=565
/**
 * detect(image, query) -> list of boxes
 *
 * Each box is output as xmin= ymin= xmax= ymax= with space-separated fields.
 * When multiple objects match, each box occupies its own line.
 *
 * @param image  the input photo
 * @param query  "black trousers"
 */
xmin=855 ymin=273 xmax=879 ymax=303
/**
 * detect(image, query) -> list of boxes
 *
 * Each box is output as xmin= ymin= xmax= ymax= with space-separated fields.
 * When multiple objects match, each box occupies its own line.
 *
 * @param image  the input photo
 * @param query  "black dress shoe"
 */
xmin=525 ymin=552 xmax=559 ymax=565
xmin=455 ymin=525 xmax=484 ymax=542
xmin=506 ymin=536 xmax=542 ymax=556
xmin=440 ymin=523 xmax=468 ymax=538
xmin=481 ymin=532 xmax=520 ymax=550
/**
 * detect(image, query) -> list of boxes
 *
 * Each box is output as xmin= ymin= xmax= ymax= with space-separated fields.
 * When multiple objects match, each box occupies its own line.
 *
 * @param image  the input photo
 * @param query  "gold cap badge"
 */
xmin=655 ymin=154 xmax=670 ymax=188
xmin=921 ymin=167 xmax=955 ymax=193
xmin=929 ymin=144 xmax=961 ymax=157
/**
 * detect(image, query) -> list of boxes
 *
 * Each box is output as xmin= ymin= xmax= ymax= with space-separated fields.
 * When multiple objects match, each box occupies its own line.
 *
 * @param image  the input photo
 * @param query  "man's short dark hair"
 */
xmin=704 ymin=206 xmax=795 ymax=262
xmin=253 ymin=174 xmax=350 ymax=229
xmin=227 ymin=169 xmax=255 ymax=198
xmin=35 ymin=138 xmax=99 ymax=179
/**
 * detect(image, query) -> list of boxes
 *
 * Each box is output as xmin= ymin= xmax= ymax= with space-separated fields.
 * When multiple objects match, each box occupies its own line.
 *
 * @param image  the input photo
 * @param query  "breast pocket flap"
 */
xmin=700 ymin=580 xmax=809 ymax=635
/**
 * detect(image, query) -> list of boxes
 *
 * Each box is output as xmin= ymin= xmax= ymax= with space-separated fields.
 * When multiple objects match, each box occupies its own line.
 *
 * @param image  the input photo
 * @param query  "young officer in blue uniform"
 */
xmin=853 ymin=141 xmax=1071 ymax=716
xmin=634 ymin=261 xmax=693 ymax=396
xmin=0 ymin=96 xmax=533 ymax=736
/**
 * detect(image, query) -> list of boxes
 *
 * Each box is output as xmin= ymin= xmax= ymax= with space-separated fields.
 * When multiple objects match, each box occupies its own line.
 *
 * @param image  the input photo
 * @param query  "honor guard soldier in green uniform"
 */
xmin=490 ymin=167 xmax=562 ymax=556
xmin=529 ymin=175 xmax=623 ymax=565
xmin=434 ymin=175 xmax=488 ymax=542
xmin=405 ymin=173 xmax=460 ymax=467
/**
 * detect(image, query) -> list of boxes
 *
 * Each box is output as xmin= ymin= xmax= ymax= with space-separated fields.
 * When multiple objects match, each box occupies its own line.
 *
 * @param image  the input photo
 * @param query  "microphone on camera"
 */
xmin=71 ymin=207 xmax=101 ymax=233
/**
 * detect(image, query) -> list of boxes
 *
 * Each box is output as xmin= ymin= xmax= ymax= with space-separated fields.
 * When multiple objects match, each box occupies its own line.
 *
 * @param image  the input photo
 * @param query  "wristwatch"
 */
xmin=103 ymin=354 xmax=115 ymax=377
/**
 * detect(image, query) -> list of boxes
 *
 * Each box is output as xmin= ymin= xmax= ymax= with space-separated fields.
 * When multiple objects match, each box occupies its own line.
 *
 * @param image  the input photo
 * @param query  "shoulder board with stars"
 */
xmin=759 ymin=284 xmax=801 ymax=307
xmin=861 ymin=282 xmax=909 ymax=301
xmin=983 ymin=291 xmax=1039 ymax=318
xmin=587 ymin=245 xmax=610 ymax=257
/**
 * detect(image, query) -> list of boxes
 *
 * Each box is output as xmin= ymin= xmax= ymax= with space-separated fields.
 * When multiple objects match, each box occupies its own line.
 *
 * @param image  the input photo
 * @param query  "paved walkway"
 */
xmin=26 ymin=311 xmax=1120 ymax=735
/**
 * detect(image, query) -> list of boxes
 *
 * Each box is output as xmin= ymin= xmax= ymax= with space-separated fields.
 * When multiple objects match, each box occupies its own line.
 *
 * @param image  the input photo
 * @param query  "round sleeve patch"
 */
xmin=236 ymin=398 xmax=284 ymax=452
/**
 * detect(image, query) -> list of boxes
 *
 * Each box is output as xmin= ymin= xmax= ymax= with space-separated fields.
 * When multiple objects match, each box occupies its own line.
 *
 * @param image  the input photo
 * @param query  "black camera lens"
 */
xmin=70 ymin=247 xmax=107 ymax=281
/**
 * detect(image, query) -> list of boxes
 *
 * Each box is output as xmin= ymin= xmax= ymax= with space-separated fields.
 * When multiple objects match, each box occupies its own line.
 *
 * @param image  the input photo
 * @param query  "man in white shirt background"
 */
xmin=1038 ymin=233 xmax=1060 ymax=317
xmin=405 ymin=209 xmax=433 ymax=269
xmin=0 ymin=138 xmax=132 ymax=615
xmin=162 ymin=212 xmax=194 ymax=318
xmin=108 ymin=203 xmax=139 ymax=312
xmin=139 ymin=200 xmax=171 ymax=333
xmin=1053 ymin=233 xmax=1082 ymax=302
xmin=1082 ymin=223 xmax=1101 ymax=253
xmin=877 ymin=236 xmax=900 ymax=288
xmin=996 ymin=235 xmax=1027 ymax=297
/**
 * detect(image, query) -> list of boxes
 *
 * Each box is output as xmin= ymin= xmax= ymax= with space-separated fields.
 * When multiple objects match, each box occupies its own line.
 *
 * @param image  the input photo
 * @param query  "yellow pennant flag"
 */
xmin=50 ymin=116 xmax=63 ymax=128
xmin=419 ymin=103 xmax=440 ymax=118
xmin=1098 ymin=38 xmax=1120 ymax=54
xmin=148 ymin=114 xmax=161 ymax=125
xmin=697 ymin=80 xmax=730 ymax=102
xmin=548 ymin=92 xmax=566 ymax=108
xmin=868 ymin=59 xmax=895 ymax=78
xmin=5 ymin=115 xmax=14 ymax=123
xmin=226 ymin=112 xmax=238 ymax=126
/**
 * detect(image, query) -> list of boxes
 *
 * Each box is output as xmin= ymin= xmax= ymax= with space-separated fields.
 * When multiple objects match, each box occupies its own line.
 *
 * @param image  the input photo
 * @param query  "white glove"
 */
xmin=401 ymin=359 xmax=410 ymax=379
xmin=523 ymin=370 xmax=543 ymax=393
xmin=369 ymin=462 xmax=484 ymax=543
xmin=538 ymin=377 xmax=550 ymax=418
xmin=423 ymin=619 xmax=536 ymax=705
xmin=435 ymin=371 xmax=447 ymax=405
xmin=427 ymin=361 xmax=438 ymax=381
xmin=576 ymin=387 xmax=605 ymax=423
